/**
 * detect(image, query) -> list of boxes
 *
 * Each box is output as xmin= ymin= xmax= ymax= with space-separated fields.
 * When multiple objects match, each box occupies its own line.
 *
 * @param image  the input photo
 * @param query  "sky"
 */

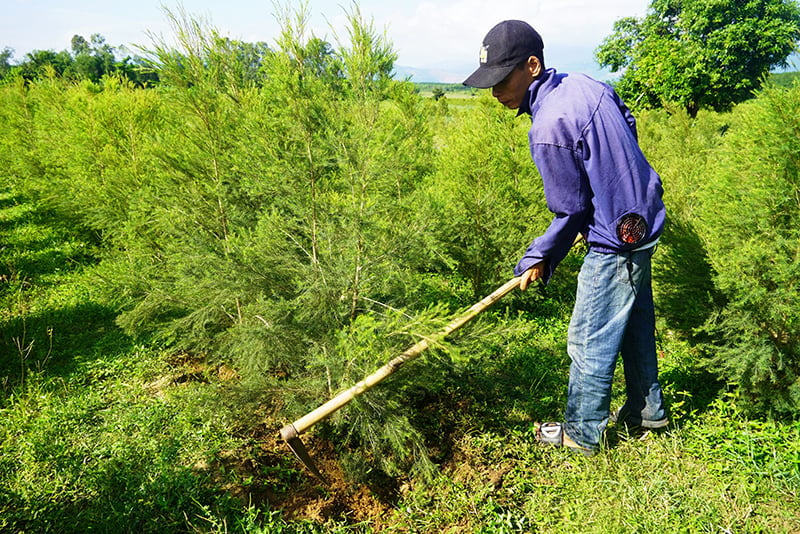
xmin=2 ymin=0 xmax=652 ymax=82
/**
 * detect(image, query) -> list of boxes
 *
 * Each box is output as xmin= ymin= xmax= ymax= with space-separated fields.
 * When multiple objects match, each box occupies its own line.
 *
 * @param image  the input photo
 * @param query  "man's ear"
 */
xmin=528 ymin=56 xmax=542 ymax=78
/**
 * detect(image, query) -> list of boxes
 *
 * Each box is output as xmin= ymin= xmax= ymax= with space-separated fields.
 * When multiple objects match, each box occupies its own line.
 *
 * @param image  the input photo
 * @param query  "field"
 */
xmin=2 ymin=182 xmax=799 ymax=532
xmin=1 ymin=13 xmax=800 ymax=533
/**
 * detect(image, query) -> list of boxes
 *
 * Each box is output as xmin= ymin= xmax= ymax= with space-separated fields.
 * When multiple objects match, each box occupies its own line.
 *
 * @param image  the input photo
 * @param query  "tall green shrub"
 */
xmin=106 ymin=6 xmax=438 ymax=475
xmin=415 ymin=93 xmax=546 ymax=297
xmin=0 ymin=77 xmax=44 ymax=190
xmin=695 ymin=82 xmax=800 ymax=415
xmin=0 ymin=3 xmax=442 ymax=476
xmin=636 ymin=107 xmax=727 ymax=334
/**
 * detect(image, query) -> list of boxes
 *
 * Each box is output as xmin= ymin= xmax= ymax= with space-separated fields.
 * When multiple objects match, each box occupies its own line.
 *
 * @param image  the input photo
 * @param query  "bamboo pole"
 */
xmin=280 ymin=235 xmax=585 ymax=484
xmin=280 ymin=276 xmax=522 ymax=440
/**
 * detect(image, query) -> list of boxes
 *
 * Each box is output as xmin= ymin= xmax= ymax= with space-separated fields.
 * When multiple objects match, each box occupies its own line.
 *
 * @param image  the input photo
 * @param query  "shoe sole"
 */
xmin=612 ymin=409 xmax=669 ymax=430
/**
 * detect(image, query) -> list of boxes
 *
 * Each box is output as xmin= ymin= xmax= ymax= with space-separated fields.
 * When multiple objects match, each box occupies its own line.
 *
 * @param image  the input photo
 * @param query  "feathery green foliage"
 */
xmin=413 ymin=92 xmax=546 ymax=298
xmin=635 ymin=107 xmax=728 ymax=334
xmin=0 ymin=4 xmax=449 ymax=479
xmin=695 ymin=81 xmax=800 ymax=415
xmin=3 ymin=2 xmax=800 ymax=530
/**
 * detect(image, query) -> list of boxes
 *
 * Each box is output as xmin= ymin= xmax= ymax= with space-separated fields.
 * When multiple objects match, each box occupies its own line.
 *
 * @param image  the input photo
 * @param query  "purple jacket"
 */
xmin=514 ymin=68 xmax=665 ymax=282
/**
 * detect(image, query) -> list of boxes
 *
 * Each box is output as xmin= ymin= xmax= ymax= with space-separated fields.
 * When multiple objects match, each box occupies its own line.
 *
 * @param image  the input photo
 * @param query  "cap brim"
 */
xmin=462 ymin=64 xmax=516 ymax=88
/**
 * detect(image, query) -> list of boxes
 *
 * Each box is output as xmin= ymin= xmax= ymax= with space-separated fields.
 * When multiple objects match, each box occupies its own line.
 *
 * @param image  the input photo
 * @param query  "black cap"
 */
xmin=463 ymin=20 xmax=544 ymax=88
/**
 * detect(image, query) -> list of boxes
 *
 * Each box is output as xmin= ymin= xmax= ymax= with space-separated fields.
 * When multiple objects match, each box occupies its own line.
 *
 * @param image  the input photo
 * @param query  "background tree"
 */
xmin=1 ymin=34 xmax=158 ymax=85
xmin=16 ymin=49 xmax=74 ymax=79
xmin=414 ymin=93 xmax=545 ymax=298
xmin=596 ymin=0 xmax=800 ymax=116
xmin=67 ymin=34 xmax=115 ymax=81
xmin=0 ymin=47 xmax=12 ymax=79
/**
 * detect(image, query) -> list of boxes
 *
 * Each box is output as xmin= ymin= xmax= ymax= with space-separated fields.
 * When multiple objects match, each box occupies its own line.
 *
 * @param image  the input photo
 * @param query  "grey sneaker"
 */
xmin=611 ymin=405 xmax=669 ymax=429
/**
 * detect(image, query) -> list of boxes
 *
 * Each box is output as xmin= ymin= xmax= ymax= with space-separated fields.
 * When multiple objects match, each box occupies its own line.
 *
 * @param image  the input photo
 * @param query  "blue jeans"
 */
xmin=563 ymin=247 xmax=666 ymax=450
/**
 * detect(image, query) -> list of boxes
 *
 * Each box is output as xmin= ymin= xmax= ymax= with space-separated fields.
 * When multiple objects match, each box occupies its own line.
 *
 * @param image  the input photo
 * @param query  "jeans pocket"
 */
xmin=615 ymin=253 xmax=633 ymax=285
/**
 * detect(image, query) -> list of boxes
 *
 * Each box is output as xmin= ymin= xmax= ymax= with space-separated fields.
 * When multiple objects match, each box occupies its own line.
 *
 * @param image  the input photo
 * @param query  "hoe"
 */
xmin=279 ymin=276 xmax=523 ymax=484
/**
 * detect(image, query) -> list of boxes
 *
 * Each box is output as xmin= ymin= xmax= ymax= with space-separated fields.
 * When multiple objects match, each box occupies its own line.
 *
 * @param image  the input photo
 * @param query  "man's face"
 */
xmin=491 ymin=57 xmax=539 ymax=110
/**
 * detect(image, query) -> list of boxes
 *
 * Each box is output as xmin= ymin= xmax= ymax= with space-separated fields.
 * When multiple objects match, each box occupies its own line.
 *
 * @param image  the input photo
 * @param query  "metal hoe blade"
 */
xmin=280 ymin=423 xmax=329 ymax=485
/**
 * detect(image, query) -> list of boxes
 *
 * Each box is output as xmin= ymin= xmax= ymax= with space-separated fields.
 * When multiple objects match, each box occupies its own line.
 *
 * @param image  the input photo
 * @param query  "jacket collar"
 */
xmin=517 ymin=67 xmax=556 ymax=117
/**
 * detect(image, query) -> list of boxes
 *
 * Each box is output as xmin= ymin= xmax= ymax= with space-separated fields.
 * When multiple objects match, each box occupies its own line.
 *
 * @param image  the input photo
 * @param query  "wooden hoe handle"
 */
xmin=280 ymin=276 xmax=521 ymax=440
xmin=280 ymin=236 xmax=582 ymax=483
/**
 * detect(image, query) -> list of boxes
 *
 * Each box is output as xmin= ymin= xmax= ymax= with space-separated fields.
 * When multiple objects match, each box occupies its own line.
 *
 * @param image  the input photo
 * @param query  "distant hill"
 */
xmin=398 ymin=61 xmax=800 ymax=92
xmin=770 ymin=71 xmax=800 ymax=87
xmin=395 ymin=61 xmax=616 ymax=84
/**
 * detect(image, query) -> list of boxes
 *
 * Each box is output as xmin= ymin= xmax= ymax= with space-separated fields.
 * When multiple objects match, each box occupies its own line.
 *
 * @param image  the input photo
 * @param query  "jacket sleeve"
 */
xmin=513 ymin=142 xmax=590 ymax=283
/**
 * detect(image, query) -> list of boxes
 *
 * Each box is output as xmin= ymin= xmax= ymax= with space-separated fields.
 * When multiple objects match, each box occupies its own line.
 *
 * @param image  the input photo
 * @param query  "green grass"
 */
xmin=0 ymin=189 xmax=278 ymax=532
xmin=1 ymin=187 xmax=799 ymax=532
xmin=390 ymin=363 xmax=800 ymax=533
xmin=414 ymin=82 xmax=475 ymax=97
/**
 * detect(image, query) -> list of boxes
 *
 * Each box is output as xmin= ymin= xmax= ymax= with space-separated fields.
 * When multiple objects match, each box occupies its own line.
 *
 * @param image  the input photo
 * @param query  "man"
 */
xmin=463 ymin=20 xmax=668 ymax=454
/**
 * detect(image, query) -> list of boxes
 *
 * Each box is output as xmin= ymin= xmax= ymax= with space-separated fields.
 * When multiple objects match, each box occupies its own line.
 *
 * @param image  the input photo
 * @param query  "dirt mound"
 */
xmin=158 ymin=353 xmax=403 ymax=528
xmin=203 ymin=429 xmax=400 ymax=529
xmin=271 ymin=436 xmax=397 ymax=526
